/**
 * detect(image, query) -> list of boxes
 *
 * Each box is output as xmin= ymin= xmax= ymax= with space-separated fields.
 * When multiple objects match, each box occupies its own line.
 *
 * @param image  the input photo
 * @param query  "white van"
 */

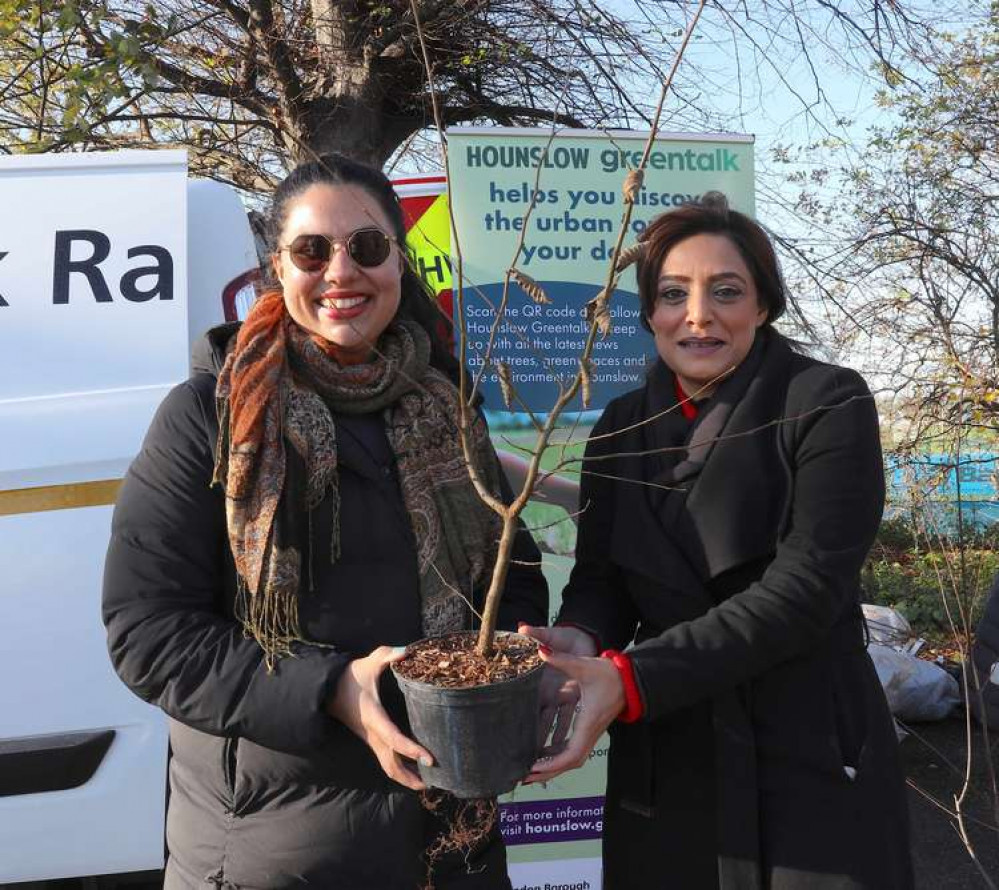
xmin=0 ymin=151 xmax=258 ymax=886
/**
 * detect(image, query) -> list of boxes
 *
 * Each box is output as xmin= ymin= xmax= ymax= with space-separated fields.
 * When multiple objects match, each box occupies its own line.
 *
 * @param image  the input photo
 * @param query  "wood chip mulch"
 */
xmin=393 ymin=632 xmax=542 ymax=688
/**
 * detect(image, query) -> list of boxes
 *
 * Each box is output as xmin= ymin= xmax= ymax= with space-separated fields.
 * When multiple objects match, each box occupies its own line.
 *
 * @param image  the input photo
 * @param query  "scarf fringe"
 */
xmin=234 ymin=564 xmax=303 ymax=673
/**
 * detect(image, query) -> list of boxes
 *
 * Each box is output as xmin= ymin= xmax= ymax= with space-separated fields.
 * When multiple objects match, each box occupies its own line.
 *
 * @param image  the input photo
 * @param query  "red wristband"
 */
xmin=600 ymin=649 xmax=644 ymax=723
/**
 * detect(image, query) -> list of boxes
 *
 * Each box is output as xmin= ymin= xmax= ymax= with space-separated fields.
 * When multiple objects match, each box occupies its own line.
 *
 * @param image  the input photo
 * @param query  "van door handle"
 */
xmin=0 ymin=729 xmax=115 ymax=797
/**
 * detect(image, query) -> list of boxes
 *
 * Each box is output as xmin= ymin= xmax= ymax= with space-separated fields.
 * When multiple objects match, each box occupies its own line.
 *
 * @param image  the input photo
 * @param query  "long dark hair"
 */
xmin=635 ymin=192 xmax=788 ymax=332
xmin=266 ymin=153 xmax=460 ymax=383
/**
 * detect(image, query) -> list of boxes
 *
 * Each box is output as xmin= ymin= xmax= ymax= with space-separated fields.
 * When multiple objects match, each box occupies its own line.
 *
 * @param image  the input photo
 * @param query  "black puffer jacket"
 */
xmin=102 ymin=325 xmax=548 ymax=889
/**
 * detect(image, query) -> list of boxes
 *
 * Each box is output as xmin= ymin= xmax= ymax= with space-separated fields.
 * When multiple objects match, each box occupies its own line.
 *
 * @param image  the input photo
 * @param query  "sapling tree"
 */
xmin=403 ymin=0 xmax=710 ymax=658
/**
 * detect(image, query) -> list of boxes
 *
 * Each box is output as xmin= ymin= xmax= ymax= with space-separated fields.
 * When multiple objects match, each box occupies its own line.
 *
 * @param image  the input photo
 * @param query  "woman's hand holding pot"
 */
xmin=523 ymin=647 xmax=625 ymax=785
xmin=519 ymin=623 xmax=599 ymax=658
xmin=519 ymin=624 xmax=596 ymax=751
xmin=326 ymin=646 xmax=432 ymax=791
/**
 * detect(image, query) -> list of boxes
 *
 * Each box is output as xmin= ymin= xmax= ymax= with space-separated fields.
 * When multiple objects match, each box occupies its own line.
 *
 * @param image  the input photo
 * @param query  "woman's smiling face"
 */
xmin=273 ymin=183 xmax=402 ymax=362
xmin=649 ymin=232 xmax=767 ymax=399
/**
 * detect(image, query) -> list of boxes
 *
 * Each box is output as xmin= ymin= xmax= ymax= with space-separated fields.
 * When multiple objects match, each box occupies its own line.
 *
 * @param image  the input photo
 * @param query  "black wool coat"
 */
xmin=559 ymin=332 xmax=914 ymax=890
xmin=102 ymin=325 xmax=548 ymax=890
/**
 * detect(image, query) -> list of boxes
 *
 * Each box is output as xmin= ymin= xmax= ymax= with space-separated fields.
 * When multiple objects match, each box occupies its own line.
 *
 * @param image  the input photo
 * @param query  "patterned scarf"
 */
xmin=213 ymin=290 xmax=504 ymax=667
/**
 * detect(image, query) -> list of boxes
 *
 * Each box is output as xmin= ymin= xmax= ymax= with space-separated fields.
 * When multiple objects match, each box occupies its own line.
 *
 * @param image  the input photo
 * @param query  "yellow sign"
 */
xmin=404 ymin=192 xmax=452 ymax=294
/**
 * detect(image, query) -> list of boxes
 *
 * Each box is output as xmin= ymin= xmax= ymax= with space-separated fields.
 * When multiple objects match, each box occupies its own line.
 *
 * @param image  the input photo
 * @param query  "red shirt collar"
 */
xmin=673 ymin=375 xmax=699 ymax=420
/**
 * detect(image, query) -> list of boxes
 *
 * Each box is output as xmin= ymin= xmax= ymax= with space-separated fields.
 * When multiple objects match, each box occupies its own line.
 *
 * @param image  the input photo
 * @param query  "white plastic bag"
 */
xmin=867 ymin=643 xmax=960 ymax=722
xmin=862 ymin=603 xmax=913 ymax=647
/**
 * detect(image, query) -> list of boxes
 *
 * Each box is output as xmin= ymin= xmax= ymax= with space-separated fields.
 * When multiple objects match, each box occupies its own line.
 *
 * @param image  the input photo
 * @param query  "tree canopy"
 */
xmin=816 ymin=5 xmax=998 ymax=446
xmin=0 ymin=0 xmax=927 ymax=190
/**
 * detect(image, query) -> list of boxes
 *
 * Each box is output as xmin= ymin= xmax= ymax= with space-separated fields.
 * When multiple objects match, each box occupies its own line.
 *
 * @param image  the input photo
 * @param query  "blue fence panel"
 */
xmin=885 ymin=452 xmax=998 ymax=531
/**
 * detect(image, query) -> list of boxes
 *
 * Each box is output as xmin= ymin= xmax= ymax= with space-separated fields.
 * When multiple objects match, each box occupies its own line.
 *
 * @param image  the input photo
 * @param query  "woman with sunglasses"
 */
xmin=102 ymin=153 xmax=547 ymax=889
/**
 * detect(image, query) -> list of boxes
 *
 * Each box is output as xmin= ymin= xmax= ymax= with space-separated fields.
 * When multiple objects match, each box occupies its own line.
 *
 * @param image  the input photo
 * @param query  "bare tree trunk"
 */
xmin=300 ymin=0 xmax=422 ymax=164
xmin=303 ymin=97 xmax=420 ymax=167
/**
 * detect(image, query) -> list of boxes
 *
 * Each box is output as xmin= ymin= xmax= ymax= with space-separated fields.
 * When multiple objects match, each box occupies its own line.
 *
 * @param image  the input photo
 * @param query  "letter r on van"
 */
xmin=53 ymin=230 xmax=112 ymax=304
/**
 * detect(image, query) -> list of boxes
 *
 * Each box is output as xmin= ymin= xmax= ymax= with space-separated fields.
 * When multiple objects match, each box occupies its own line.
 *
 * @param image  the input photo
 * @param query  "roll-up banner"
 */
xmin=397 ymin=128 xmax=754 ymax=889
xmin=446 ymin=127 xmax=755 ymax=416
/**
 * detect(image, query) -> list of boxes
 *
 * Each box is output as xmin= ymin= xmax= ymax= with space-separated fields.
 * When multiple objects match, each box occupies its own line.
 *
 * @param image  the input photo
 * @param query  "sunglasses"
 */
xmin=280 ymin=228 xmax=396 ymax=272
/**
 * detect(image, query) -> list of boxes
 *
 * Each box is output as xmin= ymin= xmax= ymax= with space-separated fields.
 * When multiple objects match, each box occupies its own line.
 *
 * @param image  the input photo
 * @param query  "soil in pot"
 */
xmin=392 ymin=631 xmax=544 ymax=798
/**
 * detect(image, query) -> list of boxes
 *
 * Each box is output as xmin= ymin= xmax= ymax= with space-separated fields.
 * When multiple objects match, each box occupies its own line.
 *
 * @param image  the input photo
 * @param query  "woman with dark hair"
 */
xmin=102 ymin=153 xmax=547 ymax=889
xmin=523 ymin=193 xmax=913 ymax=888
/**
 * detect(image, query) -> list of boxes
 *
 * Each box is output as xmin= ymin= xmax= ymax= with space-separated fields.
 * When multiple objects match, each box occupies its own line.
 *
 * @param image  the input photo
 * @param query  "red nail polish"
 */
xmin=539 ymin=644 xmax=552 ymax=656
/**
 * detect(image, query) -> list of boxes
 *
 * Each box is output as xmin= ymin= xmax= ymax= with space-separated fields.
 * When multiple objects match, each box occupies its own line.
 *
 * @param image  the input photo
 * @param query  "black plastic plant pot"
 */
xmin=392 ymin=632 xmax=544 ymax=799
